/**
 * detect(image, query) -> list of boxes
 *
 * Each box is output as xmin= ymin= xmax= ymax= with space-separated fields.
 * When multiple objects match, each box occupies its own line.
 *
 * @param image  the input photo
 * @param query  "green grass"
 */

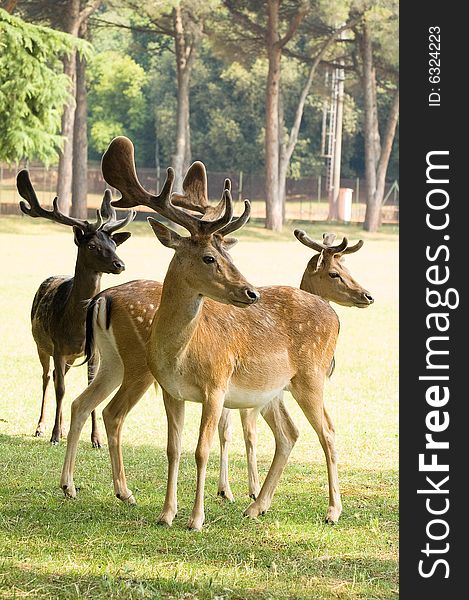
xmin=0 ymin=216 xmax=398 ymax=599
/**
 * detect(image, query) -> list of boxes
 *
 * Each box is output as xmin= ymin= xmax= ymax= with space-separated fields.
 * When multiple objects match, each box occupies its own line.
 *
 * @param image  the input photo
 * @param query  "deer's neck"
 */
xmin=151 ymin=259 xmax=204 ymax=361
xmin=299 ymin=271 xmax=330 ymax=303
xmin=68 ymin=260 xmax=102 ymax=315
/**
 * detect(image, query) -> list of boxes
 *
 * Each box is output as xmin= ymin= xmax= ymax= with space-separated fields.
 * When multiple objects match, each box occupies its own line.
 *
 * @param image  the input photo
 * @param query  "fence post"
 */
xmin=317 ymin=175 xmax=321 ymax=203
xmin=238 ymin=170 xmax=243 ymax=201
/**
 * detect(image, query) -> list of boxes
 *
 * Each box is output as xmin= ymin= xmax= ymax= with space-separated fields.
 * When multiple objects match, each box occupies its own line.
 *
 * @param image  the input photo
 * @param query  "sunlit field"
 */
xmin=0 ymin=216 xmax=398 ymax=599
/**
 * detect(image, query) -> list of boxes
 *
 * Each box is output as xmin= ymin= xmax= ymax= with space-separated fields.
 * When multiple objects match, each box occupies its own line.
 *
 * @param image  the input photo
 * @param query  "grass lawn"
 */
xmin=0 ymin=216 xmax=398 ymax=599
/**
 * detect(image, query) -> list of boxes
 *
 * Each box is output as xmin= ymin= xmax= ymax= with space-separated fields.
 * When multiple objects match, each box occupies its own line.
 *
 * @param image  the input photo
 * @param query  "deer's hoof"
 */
xmin=187 ymin=514 xmax=204 ymax=531
xmin=91 ymin=439 xmax=102 ymax=449
xmin=157 ymin=511 xmax=176 ymax=527
xmin=217 ymin=489 xmax=235 ymax=503
xmin=62 ymin=483 xmax=77 ymax=499
xmin=325 ymin=505 xmax=342 ymax=525
xmin=116 ymin=492 xmax=136 ymax=506
xmin=243 ymin=501 xmax=268 ymax=518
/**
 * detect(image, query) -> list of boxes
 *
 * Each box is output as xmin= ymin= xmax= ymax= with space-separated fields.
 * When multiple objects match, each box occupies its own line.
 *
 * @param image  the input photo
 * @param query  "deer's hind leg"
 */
xmin=243 ymin=394 xmax=298 ymax=518
xmin=61 ymin=359 xmax=122 ymax=498
xmin=290 ymin=375 xmax=341 ymax=524
xmin=87 ymin=356 xmax=102 ymax=449
xmin=34 ymin=347 xmax=51 ymax=437
xmin=102 ymin=371 xmax=154 ymax=506
xmin=50 ymin=354 xmax=68 ymax=445
xmin=217 ymin=408 xmax=235 ymax=502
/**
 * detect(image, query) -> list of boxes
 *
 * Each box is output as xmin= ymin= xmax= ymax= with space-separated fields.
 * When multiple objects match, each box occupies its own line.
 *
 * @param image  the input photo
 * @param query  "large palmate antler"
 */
xmin=102 ymin=136 xmax=250 ymax=238
xmin=17 ymin=170 xmax=136 ymax=234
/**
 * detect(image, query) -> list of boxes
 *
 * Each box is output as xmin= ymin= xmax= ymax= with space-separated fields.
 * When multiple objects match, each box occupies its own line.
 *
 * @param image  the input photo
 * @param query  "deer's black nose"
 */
xmin=112 ymin=260 xmax=125 ymax=272
xmin=244 ymin=288 xmax=260 ymax=303
xmin=363 ymin=292 xmax=374 ymax=304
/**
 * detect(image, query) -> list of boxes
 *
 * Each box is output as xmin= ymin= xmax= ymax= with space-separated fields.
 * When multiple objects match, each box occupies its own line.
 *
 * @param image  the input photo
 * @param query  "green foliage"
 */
xmin=0 ymin=8 xmax=90 ymax=164
xmin=87 ymin=50 xmax=147 ymax=154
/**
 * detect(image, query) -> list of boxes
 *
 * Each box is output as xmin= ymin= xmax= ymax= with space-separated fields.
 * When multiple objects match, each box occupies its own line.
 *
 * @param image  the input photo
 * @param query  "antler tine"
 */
xmin=341 ymin=239 xmax=364 ymax=254
xmin=102 ymin=208 xmax=137 ymax=234
xmin=17 ymin=170 xmax=90 ymax=231
xmin=171 ymin=161 xmax=208 ymax=215
xmin=294 ymin=229 xmax=328 ymax=252
xmin=98 ymin=188 xmax=136 ymax=233
xmin=102 ymin=136 xmax=160 ymax=211
xmin=329 ymin=237 xmax=348 ymax=253
xmin=17 ymin=170 xmax=51 ymax=219
xmin=99 ymin=189 xmax=117 ymax=222
xmin=50 ymin=197 xmax=90 ymax=231
xmin=217 ymin=198 xmax=251 ymax=237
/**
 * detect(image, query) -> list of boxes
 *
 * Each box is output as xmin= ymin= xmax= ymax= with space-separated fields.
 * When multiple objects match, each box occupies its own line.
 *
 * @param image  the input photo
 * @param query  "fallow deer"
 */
xmin=17 ymin=170 xmax=135 ymax=446
xmin=238 ymin=231 xmax=374 ymax=499
xmin=60 ymin=137 xmax=367 ymax=530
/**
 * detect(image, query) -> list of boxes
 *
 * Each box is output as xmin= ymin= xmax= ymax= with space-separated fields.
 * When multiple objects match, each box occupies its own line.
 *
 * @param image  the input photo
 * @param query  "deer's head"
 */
xmin=102 ymin=136 xmax=259 ymax=307
xmin=295 ymin=231 xmax=374 ymax=307
xmin=17 ymin=171 xmax=135 ymax=275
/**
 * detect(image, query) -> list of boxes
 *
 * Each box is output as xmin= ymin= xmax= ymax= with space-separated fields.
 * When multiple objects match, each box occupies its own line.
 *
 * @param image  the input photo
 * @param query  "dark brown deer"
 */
xmin=17 ymin=170 xmax=135 ymax=446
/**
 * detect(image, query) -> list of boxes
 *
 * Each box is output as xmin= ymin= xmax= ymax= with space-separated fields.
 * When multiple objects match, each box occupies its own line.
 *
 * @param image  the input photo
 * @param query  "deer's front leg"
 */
xmin=158 ymin=390 xmax=185 ymax=527
xmin=217 ymin=408 xmax=234 ymax=502
xmin=189 ymin=391 xmax=225 ymax=531
xmin=103 ymin=372 xmax=154 ymax=505
xmin=50 ymin=355 xmax=67 ymax=445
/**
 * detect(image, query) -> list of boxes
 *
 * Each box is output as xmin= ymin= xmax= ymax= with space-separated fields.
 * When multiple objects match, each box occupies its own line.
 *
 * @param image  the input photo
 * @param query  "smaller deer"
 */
xmin=17 ymin=170 xmax=135 ymax=446
xmin=239 ymin=231 xmax=374 ymax=500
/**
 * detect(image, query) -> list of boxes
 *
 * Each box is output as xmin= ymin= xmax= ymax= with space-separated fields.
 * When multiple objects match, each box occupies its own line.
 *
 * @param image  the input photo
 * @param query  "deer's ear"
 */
xmin=73 ymin=227 xmax=85 ymax=246
xmin=222 ymin=236 xmax=238 ymax=250
xmin=147 ymin=217 xmax=182 ymax=249
xmin=112 ymin=232 xmax=131 ymax=246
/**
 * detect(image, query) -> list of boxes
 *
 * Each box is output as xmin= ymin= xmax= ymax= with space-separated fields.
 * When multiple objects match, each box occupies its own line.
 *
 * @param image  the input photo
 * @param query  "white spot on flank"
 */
xmin=149 ymin=304 xmax=154 ymax=310
xmin=129 ymin=304 xmax=134 ymax=309
xmin=315 ymin=325 xmax=319 ymax=332
xmin=137 ymin=316 xmax=144 ymax=323
xmin=142 ymin=308 xmax=146 ymax=313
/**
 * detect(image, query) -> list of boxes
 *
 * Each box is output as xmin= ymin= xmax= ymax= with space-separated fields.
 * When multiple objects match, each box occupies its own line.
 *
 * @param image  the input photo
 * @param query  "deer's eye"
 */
xmin=203 ymin=255 xmax=216 ymax=264
xmin=329 ymin=272 xmax=340 ymax=279
xmin=88 ymin=243 xmax=96 ymax=250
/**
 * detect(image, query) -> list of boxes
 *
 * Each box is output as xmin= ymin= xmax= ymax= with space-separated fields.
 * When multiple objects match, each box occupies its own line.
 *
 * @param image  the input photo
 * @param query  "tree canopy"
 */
xmin=0 ymin=8 xmax=89 ymax=163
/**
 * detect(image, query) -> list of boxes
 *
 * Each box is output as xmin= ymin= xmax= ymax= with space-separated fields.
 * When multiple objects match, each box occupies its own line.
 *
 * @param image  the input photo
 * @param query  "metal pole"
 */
xmin=330 ymin=63 xmax=345 ymax=219
xmin=238 ymin=170 xmax=243 ymax=201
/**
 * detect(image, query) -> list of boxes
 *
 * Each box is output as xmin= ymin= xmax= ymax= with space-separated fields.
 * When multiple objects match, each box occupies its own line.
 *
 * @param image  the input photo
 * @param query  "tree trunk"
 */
xmin=363 ymin=88 xmax=399 ymax=231
xmin=265 ymin=0 xmax=282 ymax=231
xmin=56 ymin=0 xmax=80 ymax=214
xmin=71 ymin=33 xmax=88 ymax=219
xmin=1 ymin=0 xmax=18 ymax=13
xmin=361 ymin=24 xmax=399 ymax=232
xmin=172 ymin=5 xmax=197 ymax=191
xmin=361 ymin=24 xmax=378 ymax=231
xmin=56 ymin=52 xmax=77 ymax=214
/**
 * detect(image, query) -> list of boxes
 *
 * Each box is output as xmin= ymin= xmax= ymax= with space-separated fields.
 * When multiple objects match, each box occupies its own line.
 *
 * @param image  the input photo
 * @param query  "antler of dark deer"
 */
xmin=99 ymin=189 xmax=136 ymax=234
xmin=17 ymin=170 xmax=99 ymax=232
